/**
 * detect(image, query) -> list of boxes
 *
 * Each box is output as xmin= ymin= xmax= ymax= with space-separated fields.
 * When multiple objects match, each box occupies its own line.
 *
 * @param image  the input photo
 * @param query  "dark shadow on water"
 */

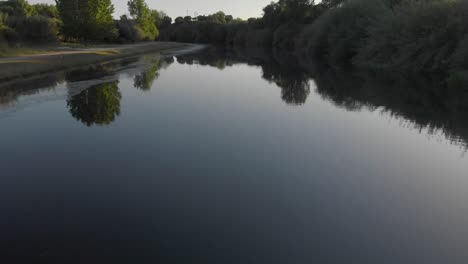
xmin=0 ymin=74 xmax=66 ymax=108
xmin=0 ymin=57 xmax=139 ymax=109
xmin=176 ymin=47 xmax=468 ymax=148
xmin=306 ymin=62 xmax=468 ymax=148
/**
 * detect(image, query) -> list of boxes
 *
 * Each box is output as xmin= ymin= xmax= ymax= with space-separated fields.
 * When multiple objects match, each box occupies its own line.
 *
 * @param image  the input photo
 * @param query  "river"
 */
xmin=1 ymin=47 xmax=468 ymax=263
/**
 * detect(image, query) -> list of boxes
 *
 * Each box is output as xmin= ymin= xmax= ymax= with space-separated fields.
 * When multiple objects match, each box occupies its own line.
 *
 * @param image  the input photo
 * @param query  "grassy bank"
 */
xmin=0 ymin=42 xmax=201 ymax=82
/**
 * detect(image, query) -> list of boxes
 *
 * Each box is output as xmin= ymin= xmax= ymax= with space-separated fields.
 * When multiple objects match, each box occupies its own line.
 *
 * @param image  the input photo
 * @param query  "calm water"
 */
xmin=1 ymin=47 xmax=468 ymax=263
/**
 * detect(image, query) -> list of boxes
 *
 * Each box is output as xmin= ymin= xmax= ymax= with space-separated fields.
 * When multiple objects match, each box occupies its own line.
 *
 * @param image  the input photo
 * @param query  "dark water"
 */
xmin=1 ymin=47 xmax=468 ymax=263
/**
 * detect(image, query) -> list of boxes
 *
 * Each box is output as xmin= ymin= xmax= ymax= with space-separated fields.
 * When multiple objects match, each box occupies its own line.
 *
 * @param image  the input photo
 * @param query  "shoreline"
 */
xmin=0 ymin=42 xmax=204 ymax=83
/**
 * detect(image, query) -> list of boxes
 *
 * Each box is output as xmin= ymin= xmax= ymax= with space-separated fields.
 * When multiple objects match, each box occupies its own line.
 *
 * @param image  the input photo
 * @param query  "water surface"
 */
xmin=1 ymin=48 xmax=468 ymax=263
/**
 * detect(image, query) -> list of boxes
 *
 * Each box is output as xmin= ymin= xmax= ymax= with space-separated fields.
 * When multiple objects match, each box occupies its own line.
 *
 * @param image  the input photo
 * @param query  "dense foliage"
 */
xmin=159 ymin=0 xmax=334 ymax=49
xmin=355 ymin=0 xmax=468 ymax=71
xmin=56 ymin=0 xmax=116 ymax=42
xmin=0 ymin=0 xmax=162 ymax=47
xmin=127 ymin=0 xmax=159 ymax=41
xmin=160 ymin=0 xmax=468 ymax=73
xmin=1 ymin=0 xmax=468 ymax=75
xmin=0 ymin=0 xmax=61 ymax=45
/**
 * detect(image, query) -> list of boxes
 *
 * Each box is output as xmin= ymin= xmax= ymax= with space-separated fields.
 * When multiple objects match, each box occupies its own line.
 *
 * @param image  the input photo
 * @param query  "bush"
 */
xmin=7 ymin=15 xmax=60 ymax=43
xmin=224 ymin=23 xmax=248 ymax=46
xmin=451 ymin=37 xmax=468 ymax=70
xmin=168 ymin=23 xmax=198 ymax=43
xmin=272 ymin=23 xmax=302 ymax=50
xmin=356 ymin=0 xmax=468 ymax=71
xmin=195 ymin=23 xmax=221 ymax=43
xmin=116 ymin=15 xmax=145 ymax=43
xmin=297 ymin=0 xmax=388 ymax=64
xmin=244 ymin=28 xmax=274 ymax=48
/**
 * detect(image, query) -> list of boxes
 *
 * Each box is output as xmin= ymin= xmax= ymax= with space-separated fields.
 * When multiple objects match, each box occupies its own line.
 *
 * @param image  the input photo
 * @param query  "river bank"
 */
xmin=0 ymin=42 xmax=203 ymax=83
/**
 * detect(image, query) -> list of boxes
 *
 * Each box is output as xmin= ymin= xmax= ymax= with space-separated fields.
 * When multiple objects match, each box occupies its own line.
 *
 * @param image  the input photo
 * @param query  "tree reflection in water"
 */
xmin=262 ymin=64 xmax=310 ymax=105
xmin=1 ymin=47 xmax=468 ymax=147
xmin=67 ymin=81 xmax=121 ymax=127
xmin=307 ymin=63 xmax=468 ymax=147
xmin=176 ymin=47 xmax=311 ymax=105
xmin=134 ymin=56 xmax=174 ymax=91
xmin=176 ymin=47 xmax=468 ymax=148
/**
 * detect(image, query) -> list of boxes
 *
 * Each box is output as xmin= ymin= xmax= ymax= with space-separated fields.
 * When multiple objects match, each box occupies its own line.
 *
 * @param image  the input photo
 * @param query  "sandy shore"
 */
xmin=0 ymin=42 xmax=202 ymax=82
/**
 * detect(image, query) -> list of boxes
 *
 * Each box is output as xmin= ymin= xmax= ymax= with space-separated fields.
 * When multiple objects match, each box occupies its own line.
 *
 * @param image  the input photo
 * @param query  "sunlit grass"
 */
xmin=0 ymin=48 xmax=52 ymax=58
xmin=88 ymin=50 xmax=120 ymax=56
xmin=0 ymin=45 xmax=120 ymax=59
xmin=0 ymin=60 xmax=46 ymax=64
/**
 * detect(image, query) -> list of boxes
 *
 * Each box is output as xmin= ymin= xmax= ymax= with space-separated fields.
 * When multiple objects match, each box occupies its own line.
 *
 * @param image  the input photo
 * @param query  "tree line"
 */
xmin=160 ymin=0 xmax=468 ymax=73
xmin=0 ymin=0 xmax=167 ymax=47
xmin=1 ymin=0 xmax=467 ymax=74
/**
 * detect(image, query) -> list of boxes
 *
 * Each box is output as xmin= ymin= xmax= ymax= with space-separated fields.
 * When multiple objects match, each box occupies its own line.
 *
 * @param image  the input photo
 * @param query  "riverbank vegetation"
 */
xmin=1 ymin=0 xmax=467 ymax=75
xmin=160 ymin=0 xmax=468 ymax=74
xmin=0 ymin=0 xmax=168 ymax=54
xmin=2 ymin=46 xmax=467 ymax=146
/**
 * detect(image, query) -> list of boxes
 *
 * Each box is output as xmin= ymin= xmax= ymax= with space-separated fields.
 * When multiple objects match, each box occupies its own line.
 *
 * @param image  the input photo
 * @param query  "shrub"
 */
xmin=272 ymin=23 xmax=302 ymax=50
xmin=244 ymin=28 xmax=273 ymax=48
xmin=451 ymin=37 xmax=468 ymax=70
xmin=8 ymin=15 xmax=60 ymax=43
xmin=117 ymin=15 xmax=145 ymax=43
xmin=356 ymin=0 xmax=468 ymax=71
xmin=297 ymin=0 xmax=388 ymax=64
xmin=224 ymin=23 xmax=248 ymax=46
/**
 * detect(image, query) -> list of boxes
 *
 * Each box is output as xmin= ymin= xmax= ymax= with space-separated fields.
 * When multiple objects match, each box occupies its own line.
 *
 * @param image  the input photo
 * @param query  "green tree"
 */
xmin=127 ymin=0 xmax=158 ymax=40
xmin=32 ymin=3 xmax=59 ymax=19
xmin=56 ymin=0 xmax=116 ymax=42
xmin=152 ymin=9 xmax=167 ymax=28
xmin=225 ymin=15 xmax=234 ymax=23
xmin=207 ymin=11 xmax=226 ymax=24
xmin=0 ymin=0 xmax=34 ymax=17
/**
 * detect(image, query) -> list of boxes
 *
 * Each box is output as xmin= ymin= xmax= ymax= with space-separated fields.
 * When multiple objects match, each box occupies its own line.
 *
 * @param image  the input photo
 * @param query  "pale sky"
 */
xmin=28 ymin=0 xmax=273 ymax=19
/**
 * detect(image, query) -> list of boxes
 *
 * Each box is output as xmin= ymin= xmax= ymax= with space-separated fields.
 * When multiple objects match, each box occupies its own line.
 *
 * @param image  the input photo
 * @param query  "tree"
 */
xmin=321 ymin=0 xmax=345 ymax=8
xmin=152 ymin=9 xmax=167 ymax=28
xmin=127 ymin=0 xmax=158 ymax=40
xmin=207 ymin=11 xmax=227 ymax=24
xmin=0 ymin=1 xmax=61 ymax=44
xmin=262 ymin=0 xmax=316 ymax=27
xmin=0 ymin=0 xmax=34 ymax=17
xmin=56 ymin=0 xmax=116 ymax=42
xmin=160 ymin=16 xmax=172 ymax=28
xmin=116 ymin=14 xmax=144 ymax=42
xmin=32 ymin=3 xmax=59 ymax=19
xmin=13 ymin=14 xmax=61 ymax=43
xmin=175 ymin=16 xmax=184 ymax=24
xmin=225 ymin=15 xmax=233 ymax=23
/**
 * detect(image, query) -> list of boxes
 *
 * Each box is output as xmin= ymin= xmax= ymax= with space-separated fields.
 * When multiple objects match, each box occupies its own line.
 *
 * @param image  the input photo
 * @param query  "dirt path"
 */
xmin=0 ymin=42 xmax=203 ymax=82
